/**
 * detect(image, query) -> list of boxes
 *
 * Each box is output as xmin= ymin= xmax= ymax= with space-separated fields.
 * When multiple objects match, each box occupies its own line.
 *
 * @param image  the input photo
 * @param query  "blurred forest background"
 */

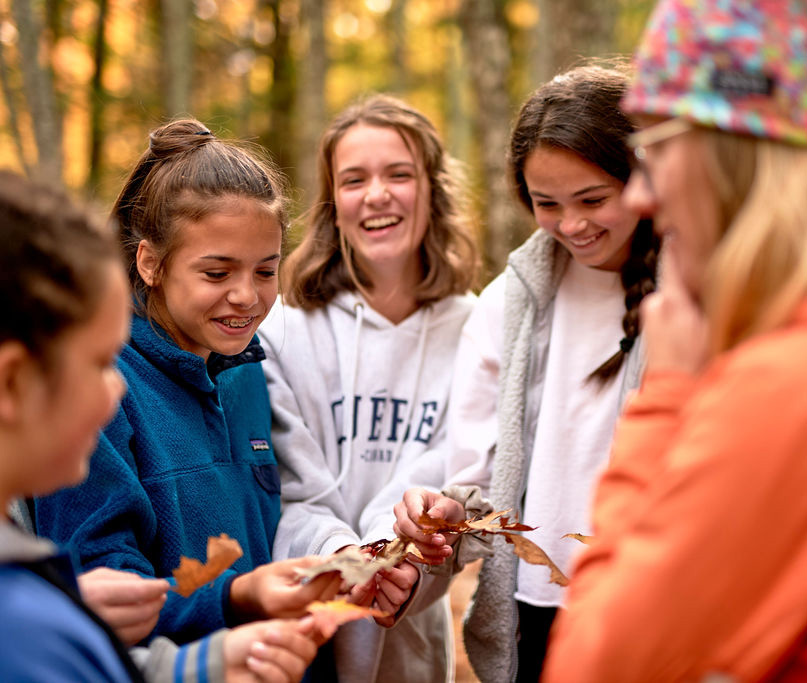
xmin=0 ymin=0 xmax=654 ymax=280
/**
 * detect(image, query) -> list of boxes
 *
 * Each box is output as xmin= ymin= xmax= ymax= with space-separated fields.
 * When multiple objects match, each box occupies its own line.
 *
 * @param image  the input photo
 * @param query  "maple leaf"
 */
xmin=306 ymin=598 xmax=390 ymax=638
xmin=562 ymin=533 xmax=595 ymax=546
xmin=172 ymin=533 xmax=243 ymax=598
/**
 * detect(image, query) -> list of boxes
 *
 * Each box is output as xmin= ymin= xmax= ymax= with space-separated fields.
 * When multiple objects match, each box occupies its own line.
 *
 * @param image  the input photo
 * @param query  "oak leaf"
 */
xmin=562 ymin=533 xmax=595 ymax=545
xmin=307 ymin=598 xmax=390 ymax=638
xmin=415 ymin=509 xmax=570 ymax=587
xmin=294 ymin=543 xmax=409 ymax=590
xmin=172 ymin=533 xmax=243 ymax=598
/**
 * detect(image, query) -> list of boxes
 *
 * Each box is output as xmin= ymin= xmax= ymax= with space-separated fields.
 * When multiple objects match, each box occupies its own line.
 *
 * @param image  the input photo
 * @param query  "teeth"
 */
xmin=570 ymin=232 xmax=603 ymax=247
xmin=218 ymin=317 xmax=253 ymax=328
xmin=364 ymin=216 xmax=399 ymax=230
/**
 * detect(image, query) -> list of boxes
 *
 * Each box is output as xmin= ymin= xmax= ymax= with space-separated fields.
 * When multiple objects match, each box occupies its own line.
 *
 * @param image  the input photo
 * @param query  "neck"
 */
xmin=364 ymin=269 xmax=421 ymax=325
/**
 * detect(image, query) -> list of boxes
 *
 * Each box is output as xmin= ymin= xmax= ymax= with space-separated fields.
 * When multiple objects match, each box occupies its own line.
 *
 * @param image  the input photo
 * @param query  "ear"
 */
xmin=136 ymin=239 xmax=160 ymax=288
xmin=0 ymin=341 xmax=36 ymax=424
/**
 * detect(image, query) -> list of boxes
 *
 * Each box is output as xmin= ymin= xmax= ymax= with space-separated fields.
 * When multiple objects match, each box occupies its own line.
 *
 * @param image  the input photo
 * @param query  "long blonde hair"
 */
xmin=701 ymin=131 xmax=807 ymax=354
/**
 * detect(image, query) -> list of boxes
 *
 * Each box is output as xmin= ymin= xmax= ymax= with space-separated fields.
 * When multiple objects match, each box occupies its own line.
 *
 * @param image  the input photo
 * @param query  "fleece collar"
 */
xmin=128 ymin=314 xmax=265 ymax=393
xmin=507 ymin=228 xmax=570 ymax=310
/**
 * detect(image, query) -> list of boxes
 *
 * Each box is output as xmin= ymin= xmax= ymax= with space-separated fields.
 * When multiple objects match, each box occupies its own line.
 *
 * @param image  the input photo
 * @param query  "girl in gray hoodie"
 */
xmin=259 ymin=94 xmax=480 ymax=683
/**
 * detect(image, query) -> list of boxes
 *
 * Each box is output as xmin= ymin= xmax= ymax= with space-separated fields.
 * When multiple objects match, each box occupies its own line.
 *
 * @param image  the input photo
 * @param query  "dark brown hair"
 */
xmin=0 ymin=170 xmax=120 ymax=361
xmin=283 ymin=93 xmax=479 ymax=309
xmin=113 ymin=118 xmax=289 ymax=317
xmin=509 ymin=65 xmax=660 ymax=383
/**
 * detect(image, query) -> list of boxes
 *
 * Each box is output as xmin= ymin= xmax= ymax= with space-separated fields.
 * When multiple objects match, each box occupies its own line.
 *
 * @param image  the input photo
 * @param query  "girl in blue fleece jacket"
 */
xmin=0 ymin=169 xmax=321 ymax=682
xmin=35 ymin=119 xmax=339 ymax=650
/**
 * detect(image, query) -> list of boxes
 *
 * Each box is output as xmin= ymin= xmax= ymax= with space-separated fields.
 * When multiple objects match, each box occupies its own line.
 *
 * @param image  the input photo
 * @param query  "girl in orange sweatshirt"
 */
xmin=543 ymin=1 xmax=807 ymax=681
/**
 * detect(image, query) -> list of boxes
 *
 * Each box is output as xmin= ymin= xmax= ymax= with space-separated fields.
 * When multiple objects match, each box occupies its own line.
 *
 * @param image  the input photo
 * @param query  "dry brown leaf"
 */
xmin=293 ymin=540 xmax=420 ymax=590
xmin=562 ymin=533 xmax=595 ymax=546
xmin=172 ymin=533 xmax=243 ymax=597
xmin=414 ymin=510 xmax=570 ymax=586
xmin=505 ymin=534 xmax=569 ymax=586
xmin=307 ymin=598 xmax=390 ymax=638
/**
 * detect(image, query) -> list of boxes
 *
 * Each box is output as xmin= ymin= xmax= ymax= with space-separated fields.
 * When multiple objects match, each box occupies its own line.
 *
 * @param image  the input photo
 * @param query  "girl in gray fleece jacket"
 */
xmin=395 ymin=65 xmax=661 ymax=682
xmin=260 ymin=94 xmax=479 ymax=683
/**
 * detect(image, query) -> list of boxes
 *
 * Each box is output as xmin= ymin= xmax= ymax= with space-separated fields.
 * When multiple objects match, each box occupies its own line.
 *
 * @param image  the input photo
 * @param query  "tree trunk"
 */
xmin=0 ymin=41 xmax=29 ymax=175
xmin=160 ymin=0 xmax=193 ymax=117
xmin=459 ymin=0 xmax=531 ymax=279
xmin=295 ymin=0 xmax=327 ymax=208
xmin=259 ymin=0 xmax=296 ymax=189
xmin=10 ymin=0 xmax=63 ymax=184
xmin=87 ymin=0 xmax=109 ymax=194
xmin=534 ymin=0 xmax=618 ymax=84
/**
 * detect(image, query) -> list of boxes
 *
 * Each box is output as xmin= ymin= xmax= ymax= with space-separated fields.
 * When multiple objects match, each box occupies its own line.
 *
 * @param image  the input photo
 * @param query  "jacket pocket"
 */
xmin=252 ymin=463 xmax=280 ymax=495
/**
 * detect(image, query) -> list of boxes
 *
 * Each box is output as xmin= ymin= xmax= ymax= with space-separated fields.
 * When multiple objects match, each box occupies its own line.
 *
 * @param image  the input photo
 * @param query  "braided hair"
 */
xmin=509 ymin=65 xmax=660 ymax=384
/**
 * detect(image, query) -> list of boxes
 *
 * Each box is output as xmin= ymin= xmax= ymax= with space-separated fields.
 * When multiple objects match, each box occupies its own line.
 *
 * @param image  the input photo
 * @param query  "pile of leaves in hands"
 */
xmin=171 ymin=533 xmax=390 ymax=636
xmin=171 ymin=515 xmax=581 ymax=635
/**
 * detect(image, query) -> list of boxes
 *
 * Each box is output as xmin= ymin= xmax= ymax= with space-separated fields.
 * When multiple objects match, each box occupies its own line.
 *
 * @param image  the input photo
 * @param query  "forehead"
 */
xmin=523 ymin=146 xmax=623 ymax=194
xmin=333 ymin=124 xmax=418 ymax=169
xmin=171 ymin=197 xmax=282 ymax=254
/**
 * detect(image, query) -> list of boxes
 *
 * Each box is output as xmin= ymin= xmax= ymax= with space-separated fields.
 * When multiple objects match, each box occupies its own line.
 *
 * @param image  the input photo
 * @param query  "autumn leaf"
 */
xmin=414 ymin=509 xmax=570 ymax=587
xmin=307 ymin=598 xmax=390 ymax=638
xmin=172 ymin=533 xmax=243 ymax=598
xmin=505 ymin=534 xmax=569 ymax=586
xmin=562 ymin=533 xmax=595 ymax=545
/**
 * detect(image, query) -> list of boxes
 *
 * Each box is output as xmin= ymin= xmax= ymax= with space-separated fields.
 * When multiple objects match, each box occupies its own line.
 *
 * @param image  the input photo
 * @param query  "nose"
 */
xmin=623 ymin=169 xmax=657 ymax=218
xmin=557 ymin=211 xmax=587 ymax=237
xmin=227 ymin=275 xmax=259 ymax=308
xmin=364 ymin=177 xmax=390 ymax=205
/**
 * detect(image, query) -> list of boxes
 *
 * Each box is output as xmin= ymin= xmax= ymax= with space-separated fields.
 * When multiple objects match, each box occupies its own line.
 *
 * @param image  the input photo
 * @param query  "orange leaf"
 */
xmin=504 ymin=533 xmax=569 ymax=586
xmin=306 ymin=598 xmax=390 ymax=639
xmin=562 ymin=533 xmax=595 ymax=546
xmin=172 ymin=533 xmax=243 ymax=598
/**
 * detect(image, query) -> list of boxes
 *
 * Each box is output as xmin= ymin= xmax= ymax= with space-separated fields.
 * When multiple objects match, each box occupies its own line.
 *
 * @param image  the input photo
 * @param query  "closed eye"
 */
xmin=204 ymin=271 xmax=228 ymax=280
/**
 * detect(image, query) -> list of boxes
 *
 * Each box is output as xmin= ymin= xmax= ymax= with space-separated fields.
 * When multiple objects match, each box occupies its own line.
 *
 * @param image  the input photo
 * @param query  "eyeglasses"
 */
xmin=627 ymin=118 xmax=693 ymax=163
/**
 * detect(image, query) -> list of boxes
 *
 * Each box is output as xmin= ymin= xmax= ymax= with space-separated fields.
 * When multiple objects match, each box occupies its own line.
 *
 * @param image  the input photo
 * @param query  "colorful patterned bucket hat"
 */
xmin=622 ymin=0 xmax=807 ymax=146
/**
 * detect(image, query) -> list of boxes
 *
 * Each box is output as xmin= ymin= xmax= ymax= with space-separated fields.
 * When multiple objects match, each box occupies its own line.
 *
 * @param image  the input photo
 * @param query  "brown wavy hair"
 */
xmin=112 ymin=118 xmax=289 ymax=318
xmin=509 ymin=65 xmax=660 ymax=384
xmin=282 ymin=93 xmax=479 ymax=309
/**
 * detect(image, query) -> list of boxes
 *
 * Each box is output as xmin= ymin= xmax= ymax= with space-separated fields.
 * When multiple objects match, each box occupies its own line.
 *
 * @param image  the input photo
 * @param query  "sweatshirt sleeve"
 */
xmin=442 ymin=277 xmax=504 ymax=493
xmin=131 ymin=630 xmax=227 ymax=683
xmin=35 ymin=408 xmax=233 ymax=643
xmin=261 ymin=341 xmax=360 ymax=559
xmin=543 ymin=343 xmax=807 ymax=682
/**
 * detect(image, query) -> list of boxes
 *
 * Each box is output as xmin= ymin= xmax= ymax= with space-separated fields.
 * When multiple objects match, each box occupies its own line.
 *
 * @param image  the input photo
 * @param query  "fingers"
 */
xmin=78 ymin=568 xmax=170 ymax=605
xmin=237 ymin=621 xmax=317 ymax=683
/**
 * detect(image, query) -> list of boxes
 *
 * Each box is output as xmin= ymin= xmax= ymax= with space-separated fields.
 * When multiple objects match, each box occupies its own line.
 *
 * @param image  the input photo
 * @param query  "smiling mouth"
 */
xmin=215 ymin=317 xmax=255 ymax=329
xmin=569 ymin=230 xmax=606 ymax=248
xmin=362 ymin=216 xmax=401 ymax=231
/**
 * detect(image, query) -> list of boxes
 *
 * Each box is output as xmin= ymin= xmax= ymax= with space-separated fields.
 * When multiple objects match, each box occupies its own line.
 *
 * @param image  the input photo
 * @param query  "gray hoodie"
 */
xmin=259 ymin=290 xmax=476 ymax=683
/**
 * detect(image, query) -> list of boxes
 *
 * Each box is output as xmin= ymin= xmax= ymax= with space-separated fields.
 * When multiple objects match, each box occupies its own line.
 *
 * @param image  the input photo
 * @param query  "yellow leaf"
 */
xmin=307 ymin=598 xmax=389 ymax=638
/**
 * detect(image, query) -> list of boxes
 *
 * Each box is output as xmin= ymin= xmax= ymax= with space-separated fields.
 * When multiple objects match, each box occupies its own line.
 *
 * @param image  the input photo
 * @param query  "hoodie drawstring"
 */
xmin=302 ymin=301 xmax=365 ymax=505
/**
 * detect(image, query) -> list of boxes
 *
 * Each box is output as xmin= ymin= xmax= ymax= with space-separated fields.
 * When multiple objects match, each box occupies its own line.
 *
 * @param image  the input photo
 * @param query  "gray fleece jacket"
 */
xmin=446 ymin=229 xmax=645 ymax=683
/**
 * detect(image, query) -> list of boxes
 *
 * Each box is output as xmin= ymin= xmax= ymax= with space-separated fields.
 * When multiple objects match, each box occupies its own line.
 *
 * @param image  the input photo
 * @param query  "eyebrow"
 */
xmin=530 ymin=184 xmax=612 ymax=199
xmin=197 ymin=254 xmax=280 ymax=263
xmin=336 ymin=161 xmax=416 ymax=176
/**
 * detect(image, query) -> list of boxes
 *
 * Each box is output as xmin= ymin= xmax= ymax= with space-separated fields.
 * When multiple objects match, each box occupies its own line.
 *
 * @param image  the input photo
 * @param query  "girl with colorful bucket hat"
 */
xmin=544 ymin=0 xmax=807 ymax=680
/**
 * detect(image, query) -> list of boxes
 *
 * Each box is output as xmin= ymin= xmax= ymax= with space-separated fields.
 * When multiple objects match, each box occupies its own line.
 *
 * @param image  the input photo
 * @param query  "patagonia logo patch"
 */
xmin=250 ymin=439 xmax=270 ymax=451
xmin=711 ymin=68 xmax=774 ymax=98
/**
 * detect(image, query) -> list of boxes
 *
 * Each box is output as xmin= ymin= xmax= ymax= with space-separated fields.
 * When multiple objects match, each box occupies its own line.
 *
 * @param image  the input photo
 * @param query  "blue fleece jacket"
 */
xmin=35 ymin=314 xmax=281 ymax=645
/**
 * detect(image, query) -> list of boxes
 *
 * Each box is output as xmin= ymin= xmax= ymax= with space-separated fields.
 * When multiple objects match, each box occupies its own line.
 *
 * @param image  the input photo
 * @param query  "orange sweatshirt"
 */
xmin=543 ymin=302 xmax=807 ymax=683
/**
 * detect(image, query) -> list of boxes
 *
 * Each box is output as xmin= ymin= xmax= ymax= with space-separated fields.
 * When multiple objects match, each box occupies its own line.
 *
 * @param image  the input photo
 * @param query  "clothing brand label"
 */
xmin=250 ymin=439 xmax=270 ymax=451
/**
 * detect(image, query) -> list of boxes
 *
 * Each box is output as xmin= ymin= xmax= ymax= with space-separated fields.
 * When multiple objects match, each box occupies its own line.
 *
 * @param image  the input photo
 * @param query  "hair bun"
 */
xmin=148 ymin=119 xmax=214 ymax=159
